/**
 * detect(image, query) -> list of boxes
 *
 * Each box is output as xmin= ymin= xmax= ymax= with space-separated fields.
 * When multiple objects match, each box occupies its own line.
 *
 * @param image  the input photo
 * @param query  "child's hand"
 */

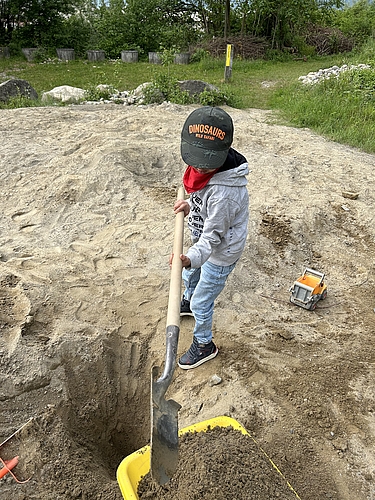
xmin=174 ymin=199 xmax=190 ymax=216
xmin=179 ymin=254 xmax=191 ymax=268
xmin=169 ymin=253 xmax=191 ymax=269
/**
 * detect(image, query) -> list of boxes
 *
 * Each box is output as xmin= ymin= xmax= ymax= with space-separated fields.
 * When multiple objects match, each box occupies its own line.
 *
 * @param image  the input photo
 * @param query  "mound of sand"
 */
xmin=0 ymin=102 xmax=374 ymax=499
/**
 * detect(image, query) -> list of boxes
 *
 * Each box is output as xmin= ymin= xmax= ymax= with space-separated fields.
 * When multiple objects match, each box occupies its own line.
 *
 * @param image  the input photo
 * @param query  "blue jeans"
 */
xmin=182 ymin=260 xmax=237 ymax=344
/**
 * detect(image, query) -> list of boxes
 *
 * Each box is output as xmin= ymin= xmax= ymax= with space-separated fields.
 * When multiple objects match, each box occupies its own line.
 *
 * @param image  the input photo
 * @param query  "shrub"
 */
xmin=142 ymin=75 xmax=192 ymax=105
xmin=84 ymin=85 xmax=115 ymax=101
xmin=198 ymin=89 xmax=228 ymax=106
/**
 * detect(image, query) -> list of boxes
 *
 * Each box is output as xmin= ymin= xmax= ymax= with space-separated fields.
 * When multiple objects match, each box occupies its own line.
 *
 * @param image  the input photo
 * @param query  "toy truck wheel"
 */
xmin=321 ymin=289 xmax=327 ymax=300
xmin=309 ymin=301 xmax=317 ymax=311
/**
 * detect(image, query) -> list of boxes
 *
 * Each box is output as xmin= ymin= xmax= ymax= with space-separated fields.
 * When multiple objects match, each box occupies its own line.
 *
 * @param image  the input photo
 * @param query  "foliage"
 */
xmin=1 ymin=0 xmax=77 ymax=49
xmin=123 ymin=0 xmax=198 ymax=54
xmin=232 ymin=0 xmax=345 ymax=50
xmin=0 ymin=94 xmax=42 ymax=109
xmin=142 ymin=70 xmax=229 ymax=106
xmin=55 ymin=8 xmax=95 ymax=56
xmin=159 ymin=46 xmax=177 ymax=67
xmin=354 ymin=36 xmax=375 ymax=62
xmin=142 ymin=74 xmax=192 ymax=105
xmin=198 ymin=88 xmax=229 ymax=106
xmin=342 ymin=65 xmax=375 ymax=100
xmin=88 ymin=0 xmax=129 ymax=58
xmin=189 ymin=48 xmax=210 ymax=63
xmin=332 ymin=0 xmax=375 ymax=46
xmin=84 ymin=84 xmax=115 ymax=101
xmin=1 ymin=0 xmax=356 ymax=61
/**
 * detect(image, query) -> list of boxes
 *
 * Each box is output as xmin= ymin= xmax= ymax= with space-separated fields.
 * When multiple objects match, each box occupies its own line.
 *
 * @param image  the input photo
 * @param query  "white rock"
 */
xmin=299 ymin=63 xmax=371 ymax=85
xmin=42 ymin=85 xmax=86 ymax=103
xmin=209 ymin=374 xmax=222 ymax=387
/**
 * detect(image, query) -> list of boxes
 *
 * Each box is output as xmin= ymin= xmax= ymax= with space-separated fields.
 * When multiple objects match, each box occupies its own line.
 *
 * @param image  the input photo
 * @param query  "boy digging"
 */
xmin=172 ymin=106 xmax=249 ymax=370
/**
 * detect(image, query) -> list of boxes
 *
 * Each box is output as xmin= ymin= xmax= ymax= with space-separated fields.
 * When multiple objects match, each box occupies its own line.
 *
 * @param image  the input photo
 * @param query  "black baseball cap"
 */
xmin=181 ymin=106 xmax=233 ymax=169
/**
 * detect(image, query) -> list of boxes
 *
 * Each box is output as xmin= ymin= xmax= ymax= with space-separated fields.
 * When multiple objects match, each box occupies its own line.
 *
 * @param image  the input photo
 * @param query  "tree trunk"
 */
xmin=224 ymin=0 xmax=230 ymax=41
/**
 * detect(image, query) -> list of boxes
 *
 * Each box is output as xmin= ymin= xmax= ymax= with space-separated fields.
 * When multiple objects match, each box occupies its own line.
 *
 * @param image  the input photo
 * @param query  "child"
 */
xmin=173 ymin=106 xmax=249 ymax=369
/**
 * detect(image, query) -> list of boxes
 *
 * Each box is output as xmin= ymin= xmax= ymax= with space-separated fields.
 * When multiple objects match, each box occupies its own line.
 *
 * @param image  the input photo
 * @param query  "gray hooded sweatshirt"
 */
xmin=185 ymin=148 xmax=249 ymax=269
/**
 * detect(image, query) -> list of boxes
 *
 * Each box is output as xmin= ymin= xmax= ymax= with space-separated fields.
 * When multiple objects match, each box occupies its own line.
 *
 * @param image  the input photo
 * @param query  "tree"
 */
xmin=124 ymin=0 xmax=197 ymax=52
xmin=3 ymin=0 xmax=77 ymax=49
xmin=233 ymin=0 xmax=344 ymax=48
xmin=333 ymin=0 xmax=375 ymax=45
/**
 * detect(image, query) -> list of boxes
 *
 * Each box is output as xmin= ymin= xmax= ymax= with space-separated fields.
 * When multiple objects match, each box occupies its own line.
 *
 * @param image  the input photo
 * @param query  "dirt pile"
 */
xmin=138 ymin=425 xmax=299 ymax=499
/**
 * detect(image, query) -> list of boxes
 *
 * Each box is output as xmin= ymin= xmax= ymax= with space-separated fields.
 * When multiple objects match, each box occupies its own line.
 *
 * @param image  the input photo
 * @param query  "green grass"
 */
xmin=0 ymin=53 xmax=356 ymax=106
xmin=0 ymin=48 xmax=374 ymax=153
xmin=270 ymin=62 xmax=375 ymax=153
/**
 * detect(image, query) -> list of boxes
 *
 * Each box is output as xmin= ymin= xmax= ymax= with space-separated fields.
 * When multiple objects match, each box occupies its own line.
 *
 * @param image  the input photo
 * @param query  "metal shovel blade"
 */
xmin=151 ymin=325 xmax=182 ymax=484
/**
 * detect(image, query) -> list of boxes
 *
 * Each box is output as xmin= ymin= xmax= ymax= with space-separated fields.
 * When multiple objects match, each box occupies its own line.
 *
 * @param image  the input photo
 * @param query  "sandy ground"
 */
xmin=0 ymin=102 xmax=374 ymax=499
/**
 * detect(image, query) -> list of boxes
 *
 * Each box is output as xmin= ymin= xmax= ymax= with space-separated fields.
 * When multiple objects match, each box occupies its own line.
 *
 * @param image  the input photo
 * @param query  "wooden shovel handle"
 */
xmin=166 ymin=186 xmax=185 ymax=328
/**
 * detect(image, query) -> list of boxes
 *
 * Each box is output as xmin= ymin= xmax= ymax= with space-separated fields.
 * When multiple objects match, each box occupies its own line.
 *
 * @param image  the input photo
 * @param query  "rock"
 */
xmin=299 ymin=64 xmax=371 ymax=85
xmin=342 ymin=191 xmax=359 ymax=200
xmin=278 ymin=330 xmax=294 ymax=340
xmin=0 ymin=79 xmax=38 ymax=103
xmin=177 ymin=80 xmax=220 ymax=96
xmin=209 ymin=374 xmax=222 ymax=386
xmin=332 ymin=438 xmax=348 ymax=452
xmin=42 ymin=85 xmax=86 ymax=103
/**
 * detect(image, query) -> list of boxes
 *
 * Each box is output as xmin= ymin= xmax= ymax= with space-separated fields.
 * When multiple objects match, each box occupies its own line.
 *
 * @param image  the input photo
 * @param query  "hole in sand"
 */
xmin=56 ymin=331 xmax=151 ymax=475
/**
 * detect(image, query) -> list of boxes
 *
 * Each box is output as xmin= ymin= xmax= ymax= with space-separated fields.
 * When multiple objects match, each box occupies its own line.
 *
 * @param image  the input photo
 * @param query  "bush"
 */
xmin=333 ymin=0 xmax=375 ymax=47
xmin=142 ymin=73 xmax=229 ymax=106
xmin=142 ymin=75 xmax=192 ymax=105
xmin=198 ymin=89 xmax=229 ymax=106
xmin=190 ymin=48 xmax=210 ymax=63
xmin=0 ymin=95 xmax=41 ymax=109
xmin=84 ymin=85 xmax=115 ymax=101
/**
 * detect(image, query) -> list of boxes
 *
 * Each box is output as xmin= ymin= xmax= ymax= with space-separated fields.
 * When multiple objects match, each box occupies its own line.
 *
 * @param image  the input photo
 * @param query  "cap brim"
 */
xmin=181 ymin=139 xmax=229 ymax=169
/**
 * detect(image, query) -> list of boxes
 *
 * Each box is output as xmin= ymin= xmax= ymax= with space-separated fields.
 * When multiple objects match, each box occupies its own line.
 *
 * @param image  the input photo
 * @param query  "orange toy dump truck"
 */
xmin=289 ymin=268 xmax=327 ymax=311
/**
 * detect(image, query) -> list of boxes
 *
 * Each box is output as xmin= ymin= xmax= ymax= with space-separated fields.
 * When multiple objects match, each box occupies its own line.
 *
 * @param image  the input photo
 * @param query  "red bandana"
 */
xmin=183 ymin=166 xmax=218 ymax=194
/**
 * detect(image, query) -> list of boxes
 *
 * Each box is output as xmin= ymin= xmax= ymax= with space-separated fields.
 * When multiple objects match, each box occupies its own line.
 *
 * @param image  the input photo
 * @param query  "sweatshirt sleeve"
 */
xmin=186 ymin=194 xmax=239 ymax=268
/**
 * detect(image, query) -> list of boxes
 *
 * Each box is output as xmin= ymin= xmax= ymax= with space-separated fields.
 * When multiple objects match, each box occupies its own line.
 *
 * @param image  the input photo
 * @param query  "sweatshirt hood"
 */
xmin=207 ymin=162 xmax=249 ymax=187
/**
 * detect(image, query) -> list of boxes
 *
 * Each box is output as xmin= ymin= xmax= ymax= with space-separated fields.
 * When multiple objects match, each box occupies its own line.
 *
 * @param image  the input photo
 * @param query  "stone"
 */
xmin=42 ymin=85 xmax=86 ymax=103
xmin=342 ymin=191 xmax=359 ymax=200
xmin=0 ymin=79 xmax=38 ymax=103
xmin=209 ymin=374 xmax=222 ymax=387
xmin=148 ymin=52 xmax=162 ymax=64
xmin=177 ymin=80 xmax=219 ymax=96
xmin=299 ymin=63 xmax=371 ymax=85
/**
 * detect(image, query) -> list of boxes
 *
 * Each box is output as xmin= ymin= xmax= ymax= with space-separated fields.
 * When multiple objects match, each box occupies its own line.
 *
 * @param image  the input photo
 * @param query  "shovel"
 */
xmin=150 ymin=186 xmax=185 ymax=485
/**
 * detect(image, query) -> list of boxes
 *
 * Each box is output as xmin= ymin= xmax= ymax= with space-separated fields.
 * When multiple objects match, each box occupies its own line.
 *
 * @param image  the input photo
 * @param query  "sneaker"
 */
xmin=178 ymin=337 xmax=218 ymax=370
xmin=180 ymin=297 xmax=194 ymax=317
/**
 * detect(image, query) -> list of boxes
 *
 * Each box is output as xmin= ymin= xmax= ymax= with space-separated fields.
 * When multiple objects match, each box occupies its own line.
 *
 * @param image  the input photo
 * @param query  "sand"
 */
xmin=0 ymin=102 xmax=374 ymax=499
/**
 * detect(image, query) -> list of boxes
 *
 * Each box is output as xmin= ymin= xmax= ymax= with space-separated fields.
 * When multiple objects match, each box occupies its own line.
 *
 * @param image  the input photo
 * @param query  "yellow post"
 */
xmin=224 ymin=44 xmax=233 ymax=81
